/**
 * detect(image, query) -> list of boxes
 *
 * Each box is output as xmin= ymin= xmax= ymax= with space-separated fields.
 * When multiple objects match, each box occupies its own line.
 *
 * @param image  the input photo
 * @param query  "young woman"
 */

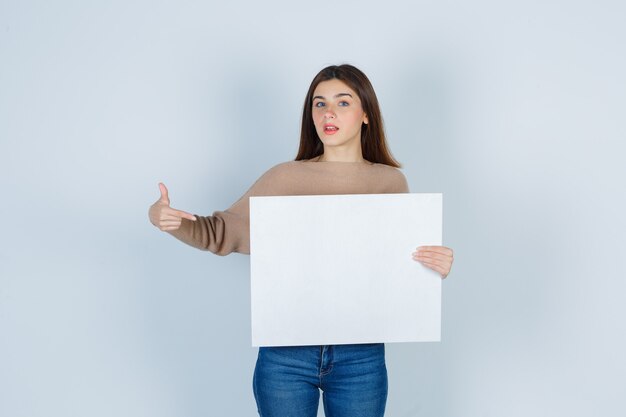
xmin=149 ymin=64 xmax=454 ymax=417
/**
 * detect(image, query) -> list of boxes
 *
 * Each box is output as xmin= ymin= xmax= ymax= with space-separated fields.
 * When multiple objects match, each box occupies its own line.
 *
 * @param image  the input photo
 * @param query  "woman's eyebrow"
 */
xmin=312 ymin=93 xmax=354 ymax=100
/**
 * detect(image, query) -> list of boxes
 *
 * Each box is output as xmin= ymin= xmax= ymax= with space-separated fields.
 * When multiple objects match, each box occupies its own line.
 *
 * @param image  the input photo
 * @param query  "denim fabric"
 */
xmin=253 ymin=343 xmax=387 ymax=417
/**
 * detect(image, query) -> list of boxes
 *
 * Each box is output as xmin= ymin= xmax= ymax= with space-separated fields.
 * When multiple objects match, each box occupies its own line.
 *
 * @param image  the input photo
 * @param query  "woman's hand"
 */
xmin=148 ymin=183 xmax=197 ymax=231
xmin=412 ymin=246 xmax=454 ymax=279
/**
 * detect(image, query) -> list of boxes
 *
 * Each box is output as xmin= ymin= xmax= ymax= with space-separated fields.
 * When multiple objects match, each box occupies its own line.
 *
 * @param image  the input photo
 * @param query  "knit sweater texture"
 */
xmin=169 ymin=159 xmax=410 ymax=255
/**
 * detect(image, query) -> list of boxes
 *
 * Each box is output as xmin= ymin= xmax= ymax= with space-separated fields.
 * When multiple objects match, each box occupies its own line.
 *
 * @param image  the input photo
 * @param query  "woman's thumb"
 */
xmin=158 ymin=182 xmax=170 ymax=205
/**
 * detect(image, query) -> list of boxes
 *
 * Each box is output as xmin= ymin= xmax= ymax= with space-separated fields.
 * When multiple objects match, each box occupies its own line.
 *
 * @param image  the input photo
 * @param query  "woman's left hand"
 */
xmin=412 ymin=246 xmax=454 ymax=279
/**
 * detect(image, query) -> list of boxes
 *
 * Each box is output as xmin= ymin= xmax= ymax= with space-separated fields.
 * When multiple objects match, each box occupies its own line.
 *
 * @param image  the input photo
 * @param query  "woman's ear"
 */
xmin=363 ymin=115 xmax=368 ymax=125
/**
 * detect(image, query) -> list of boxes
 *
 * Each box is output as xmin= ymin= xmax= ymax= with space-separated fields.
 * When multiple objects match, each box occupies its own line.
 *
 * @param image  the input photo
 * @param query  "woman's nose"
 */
xmin=324 ymin=108 xmax=336 ymax=119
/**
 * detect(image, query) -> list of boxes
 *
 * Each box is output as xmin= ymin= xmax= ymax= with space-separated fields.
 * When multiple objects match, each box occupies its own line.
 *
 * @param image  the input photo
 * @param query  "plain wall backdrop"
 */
xmin=1 ymin=1 xmax=624 ymax=416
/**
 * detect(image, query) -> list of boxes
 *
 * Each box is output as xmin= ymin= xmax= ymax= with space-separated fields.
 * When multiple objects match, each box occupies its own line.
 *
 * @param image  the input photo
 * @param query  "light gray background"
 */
xmin=1 ymin=1 xmax=624 ymax=416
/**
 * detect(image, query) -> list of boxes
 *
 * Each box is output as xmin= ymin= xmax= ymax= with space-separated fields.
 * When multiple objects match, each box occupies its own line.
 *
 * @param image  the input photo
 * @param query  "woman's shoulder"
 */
xmin=370 ymin=163 xmax=410 ymax=192
xmin=259 ymin=160 xmax=303 ymax=178
xmin=370 ymin=161 xmax=404 ymax=174
xmin=242 ymin=161 xmax=304 ymax=195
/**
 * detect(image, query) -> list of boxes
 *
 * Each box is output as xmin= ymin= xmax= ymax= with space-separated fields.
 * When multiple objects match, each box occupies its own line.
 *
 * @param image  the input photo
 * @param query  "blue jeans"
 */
xmin=253 ymin=343 xmax=387 ymax=417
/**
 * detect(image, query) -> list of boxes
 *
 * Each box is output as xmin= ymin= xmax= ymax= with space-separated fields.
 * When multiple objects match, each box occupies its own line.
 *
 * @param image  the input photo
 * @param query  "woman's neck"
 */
xmin=317 ymin=146 xmax=365 ymax=163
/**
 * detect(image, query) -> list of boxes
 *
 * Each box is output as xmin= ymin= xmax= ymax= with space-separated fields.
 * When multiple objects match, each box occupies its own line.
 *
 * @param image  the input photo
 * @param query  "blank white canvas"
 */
xmin=249 ymin=193 xmax=442 ymax=347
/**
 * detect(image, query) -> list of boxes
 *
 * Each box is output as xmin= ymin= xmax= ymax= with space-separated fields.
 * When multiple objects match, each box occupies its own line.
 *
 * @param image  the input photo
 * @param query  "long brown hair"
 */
xmin=295 ymin=64 xmax=401 ymax=168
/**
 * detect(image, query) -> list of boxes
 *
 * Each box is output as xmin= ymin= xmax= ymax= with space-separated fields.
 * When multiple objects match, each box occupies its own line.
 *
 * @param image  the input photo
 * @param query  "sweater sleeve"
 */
xmin=166 ymin=163 xmax=287 ymax=256
xmin=168 ymin=201 xmax=249 ymax=256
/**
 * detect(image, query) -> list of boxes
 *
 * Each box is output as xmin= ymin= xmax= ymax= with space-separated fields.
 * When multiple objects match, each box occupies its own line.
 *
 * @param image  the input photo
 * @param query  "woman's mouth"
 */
xmin=324 ymin=124 xmax=339 ymax=135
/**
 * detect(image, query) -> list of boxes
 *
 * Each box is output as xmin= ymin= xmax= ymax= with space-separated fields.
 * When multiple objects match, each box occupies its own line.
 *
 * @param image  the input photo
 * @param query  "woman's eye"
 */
xmin=314 ymin=102 xmax=325 ymax=108
xmin=339 ymin=101 xmax=349 ymax=106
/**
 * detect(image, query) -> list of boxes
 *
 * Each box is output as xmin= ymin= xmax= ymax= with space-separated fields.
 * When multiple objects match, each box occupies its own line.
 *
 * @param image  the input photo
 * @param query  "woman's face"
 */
xmin=311 ymin=79 xmax=368 ymax=150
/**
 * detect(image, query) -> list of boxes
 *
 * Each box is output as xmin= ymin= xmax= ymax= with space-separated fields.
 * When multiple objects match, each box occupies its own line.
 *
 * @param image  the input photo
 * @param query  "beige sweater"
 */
xmin=169 ymin=159 xmax=410 ymax=255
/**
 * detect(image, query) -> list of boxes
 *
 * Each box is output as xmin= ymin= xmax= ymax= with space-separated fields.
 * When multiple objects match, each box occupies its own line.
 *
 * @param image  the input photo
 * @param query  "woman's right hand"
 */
xmin=149 ymin=183 xmax=197 ymax=231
